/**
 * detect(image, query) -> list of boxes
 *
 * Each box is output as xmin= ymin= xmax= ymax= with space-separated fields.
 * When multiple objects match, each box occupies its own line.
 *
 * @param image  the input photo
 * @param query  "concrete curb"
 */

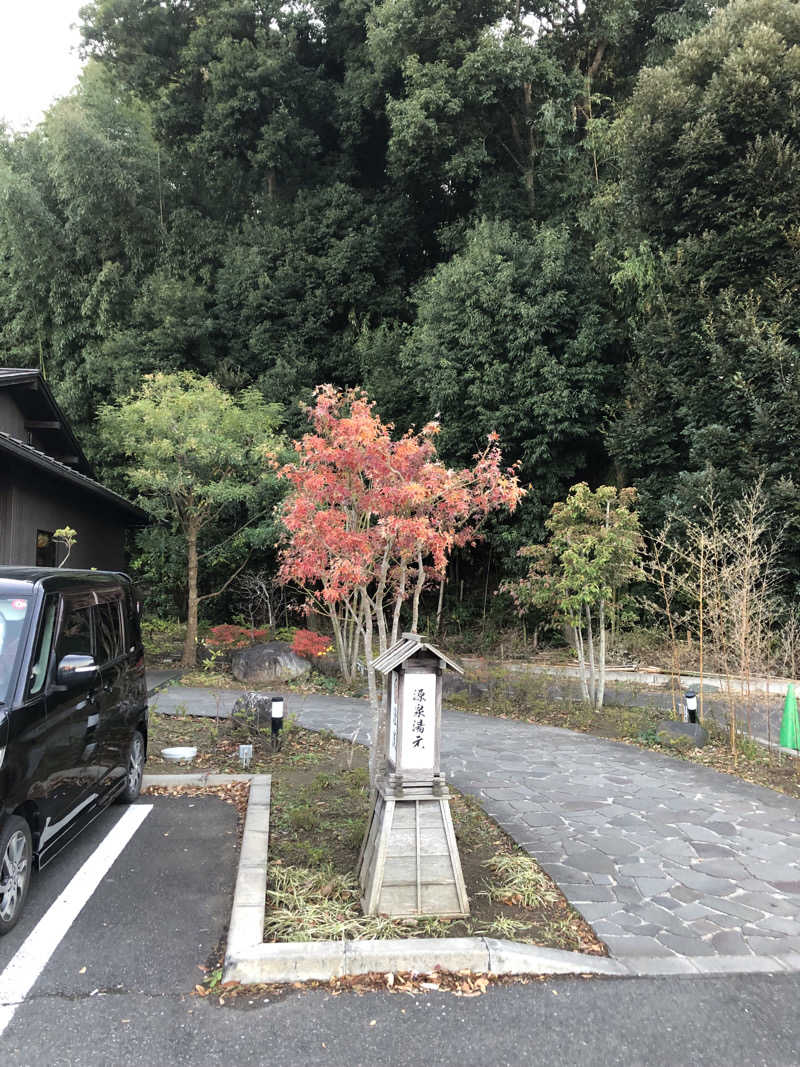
xmin=142 ymin=773 xmax=259 ymax=787
xmin=146 ymin=670 xmax=183 ymax=698
xmin=143 ymin=773 xmax=800 ymax=983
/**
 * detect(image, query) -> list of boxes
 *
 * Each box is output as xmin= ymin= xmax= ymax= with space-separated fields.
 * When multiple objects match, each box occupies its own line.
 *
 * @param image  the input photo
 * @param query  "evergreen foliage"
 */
xmin=2 ymin=0 xmax=798 ymax=601
xmin=604 ymin=0 xmax=800 ymax=561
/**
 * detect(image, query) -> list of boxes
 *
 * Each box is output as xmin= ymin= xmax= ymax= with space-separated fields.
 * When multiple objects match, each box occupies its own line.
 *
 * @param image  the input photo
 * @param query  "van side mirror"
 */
xmin=57 ymin=655 xmax=98 ymax=688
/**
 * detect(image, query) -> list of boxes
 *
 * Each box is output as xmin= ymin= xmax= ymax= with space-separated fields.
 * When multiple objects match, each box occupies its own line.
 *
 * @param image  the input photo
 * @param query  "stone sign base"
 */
xmin=358 ymin=784 xmax=469 ymax=918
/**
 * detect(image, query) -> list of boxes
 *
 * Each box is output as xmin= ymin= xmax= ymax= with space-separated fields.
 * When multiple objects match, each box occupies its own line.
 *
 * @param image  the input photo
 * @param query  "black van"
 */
xmin=0 ymin=568 xmax=148 ymax=933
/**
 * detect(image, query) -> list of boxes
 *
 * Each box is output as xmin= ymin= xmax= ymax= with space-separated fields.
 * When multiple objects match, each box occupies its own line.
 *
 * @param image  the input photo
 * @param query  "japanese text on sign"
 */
xmin=401 ymin=672 xmax=436 ymax=770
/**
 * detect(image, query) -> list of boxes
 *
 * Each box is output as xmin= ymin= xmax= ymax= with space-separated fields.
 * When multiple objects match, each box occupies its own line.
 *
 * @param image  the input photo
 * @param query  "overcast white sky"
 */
xmin=0 ymin=1 xmax=86 ymax=130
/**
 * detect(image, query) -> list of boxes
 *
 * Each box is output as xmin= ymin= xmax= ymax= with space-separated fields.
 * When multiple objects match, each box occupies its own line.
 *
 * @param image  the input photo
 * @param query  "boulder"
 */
xmin=231 ymin=691 xmax=275 ymax=731
xmin=656 ymin=720 xmax=709 ymax=748
xmin=314 ymin=651 xmax=341 ymax=678
xmin=230 ymin=641 xmax=311 ymax=684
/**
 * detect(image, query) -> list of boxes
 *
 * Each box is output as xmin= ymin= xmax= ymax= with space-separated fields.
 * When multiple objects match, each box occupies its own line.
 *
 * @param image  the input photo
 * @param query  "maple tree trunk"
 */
xmin=375 ymin=550 xmax=390 ymax=655
xmin=361 ymin=586 xmax=382 ymax=787
xmin=390 ymin=560 xmax=407 ymax=647
xmin=182 ymin=517 xmax=200 ymax=668
xmin=348 ymin=601 xmax=361 ymax=678
xmin=410 ymin=548 xmax=425 ymax=633
xmin=331 ymin=605 xmax=349 ymax=680
xmin=435 ymin=574 xmax=445 ymax=635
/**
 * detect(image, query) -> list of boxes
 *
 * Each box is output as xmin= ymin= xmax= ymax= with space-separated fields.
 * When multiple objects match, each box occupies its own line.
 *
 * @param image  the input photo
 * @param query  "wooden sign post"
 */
xmin=357 ymin=633 xmax=469 ymax=917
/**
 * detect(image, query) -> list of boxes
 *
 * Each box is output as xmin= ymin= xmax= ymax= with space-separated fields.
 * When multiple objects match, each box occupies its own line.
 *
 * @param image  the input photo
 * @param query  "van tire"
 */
xmin=0 ymin=816 xmax=32 ymax=935
xmin=117 ymin=730 xmax=145 ymax=804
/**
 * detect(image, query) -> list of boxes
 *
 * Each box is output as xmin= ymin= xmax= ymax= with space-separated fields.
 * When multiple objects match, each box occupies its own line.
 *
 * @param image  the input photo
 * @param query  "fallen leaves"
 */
xmin=142 ymin=781 xmax=250 ymax=823
xmin=320 ymin=969 xmax=521 ymax=998
xmin=193 ymin=968 xmax=560 ymax=1006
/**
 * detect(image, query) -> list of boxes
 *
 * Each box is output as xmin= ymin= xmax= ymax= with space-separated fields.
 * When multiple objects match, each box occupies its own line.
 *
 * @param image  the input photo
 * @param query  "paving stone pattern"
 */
xmin=291 ymin=694 xmax=800 ymax=962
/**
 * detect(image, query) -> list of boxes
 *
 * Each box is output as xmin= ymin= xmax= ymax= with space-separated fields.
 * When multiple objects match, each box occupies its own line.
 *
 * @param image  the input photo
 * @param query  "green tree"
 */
xmin=604 ymin=0 xmax=800 ymax=543
xmin=0 ymin=62 xmax=164 ymax=425
xmin=0 ymin=0 xmax=756 ymax=610
xmin=213 ymin=184 xmax=413 ymax=411
xmin=97 ymin=372 xmax=283 ymax=665
xmin=396 ymin=218 xmax=622 ymax=555
xmin=504 ymin=484 xmax=642 ymax=707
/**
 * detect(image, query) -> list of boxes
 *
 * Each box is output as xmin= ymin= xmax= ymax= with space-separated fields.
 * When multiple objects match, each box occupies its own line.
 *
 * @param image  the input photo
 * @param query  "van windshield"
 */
xmin=0 ymin=595 xmax=32 ymax=704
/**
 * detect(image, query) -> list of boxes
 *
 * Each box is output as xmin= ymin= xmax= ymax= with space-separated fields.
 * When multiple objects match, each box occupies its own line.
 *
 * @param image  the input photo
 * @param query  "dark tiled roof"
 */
xmin=0 ymin=368 xmax=40 ymax=384
xmin=0 ymin=367 xmax=92 ymax=475
xmin=0 ymin=431 xmax=146 ymax=523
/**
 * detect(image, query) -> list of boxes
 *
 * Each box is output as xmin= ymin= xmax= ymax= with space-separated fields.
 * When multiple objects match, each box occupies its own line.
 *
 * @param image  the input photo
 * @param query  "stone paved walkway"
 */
xmin=295 ymin=696 xmax=800 ymax=968
xmin=151 ymin=685 xmax=800 ymax=969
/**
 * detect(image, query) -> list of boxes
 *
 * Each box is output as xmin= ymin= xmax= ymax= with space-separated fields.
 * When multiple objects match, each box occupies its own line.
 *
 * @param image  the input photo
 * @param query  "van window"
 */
xmin=28 ymin=595 xmax=58 ymax=696
xmin=55 ymin=600 xmax=94 ymax=661
xmin=0 ymin=595 xmax=32 ymax=703
xmin=123 ymin=592 xmax=141 ymax=654
xmin=95 ymin=600 xmax=123 ymax=664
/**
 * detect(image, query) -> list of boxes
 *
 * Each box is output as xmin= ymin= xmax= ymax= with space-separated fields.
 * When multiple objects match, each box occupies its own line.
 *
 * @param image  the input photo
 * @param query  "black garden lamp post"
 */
xmin=684 ymin=689 xmax=698 ymax=724
xmin=271 ymin=696 xmax=285 ymax=748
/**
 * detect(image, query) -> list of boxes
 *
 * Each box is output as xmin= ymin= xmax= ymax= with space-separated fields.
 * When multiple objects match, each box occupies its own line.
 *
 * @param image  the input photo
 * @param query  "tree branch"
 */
xmin=198 ymin=551 xmax=254 ymax=603
xmin=587 ymin=39 xmax=607 ymax=79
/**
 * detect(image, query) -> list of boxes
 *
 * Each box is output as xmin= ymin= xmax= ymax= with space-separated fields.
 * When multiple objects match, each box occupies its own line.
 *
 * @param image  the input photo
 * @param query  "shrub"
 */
xmin=291 ymin=629 xmax=333 ymax=659
xmin=206 ymin=624 xmax=270 ymax=649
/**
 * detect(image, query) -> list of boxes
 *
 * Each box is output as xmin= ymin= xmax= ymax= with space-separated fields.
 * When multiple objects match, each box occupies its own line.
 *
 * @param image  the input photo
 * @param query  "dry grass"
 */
xmin=263 ymin=857 xmax=595 ymax=947
xmin=264 ymin=866 xmax=402 ymax=942
xmin=482 ymin=853 xmax=563 ymax=910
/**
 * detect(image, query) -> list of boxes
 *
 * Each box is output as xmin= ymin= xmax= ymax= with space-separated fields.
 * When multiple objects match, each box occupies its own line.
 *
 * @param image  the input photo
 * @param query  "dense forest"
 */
xmin=1 ymin=0 xmax=799 ymax=625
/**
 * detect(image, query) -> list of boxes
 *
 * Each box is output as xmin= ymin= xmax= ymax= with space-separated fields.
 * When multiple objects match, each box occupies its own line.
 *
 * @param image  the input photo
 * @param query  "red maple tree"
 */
xmin=275 ymin=386 xmax=524 ymax=722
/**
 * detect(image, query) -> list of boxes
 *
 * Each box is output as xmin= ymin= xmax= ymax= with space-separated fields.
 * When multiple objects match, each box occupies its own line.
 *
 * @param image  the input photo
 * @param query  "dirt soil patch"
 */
xmin=144 ymin=710 xmax=356 ymax=775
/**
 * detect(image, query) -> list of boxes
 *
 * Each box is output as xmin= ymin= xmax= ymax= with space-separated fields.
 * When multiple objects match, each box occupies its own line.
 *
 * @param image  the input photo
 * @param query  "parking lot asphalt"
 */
xmin=0 ymin=794 xmax=238 ymax=1057
xmin=4 ymin=968 xmax=800 ymax=1066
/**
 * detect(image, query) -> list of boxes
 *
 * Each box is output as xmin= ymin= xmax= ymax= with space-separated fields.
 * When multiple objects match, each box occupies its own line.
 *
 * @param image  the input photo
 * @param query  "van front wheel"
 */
xmin=117 ymin=730 xmax=145 ymax=804
xmin=0 ymin=816 xmax=32 ymax=935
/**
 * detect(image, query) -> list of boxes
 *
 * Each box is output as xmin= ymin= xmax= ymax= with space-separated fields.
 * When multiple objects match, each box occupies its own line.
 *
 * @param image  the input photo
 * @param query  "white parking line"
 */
xmin=0 ymin=804 xmax=152 ymax=1038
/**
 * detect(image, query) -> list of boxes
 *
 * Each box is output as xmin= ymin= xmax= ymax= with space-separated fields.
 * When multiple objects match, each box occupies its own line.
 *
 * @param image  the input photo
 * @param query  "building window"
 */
xmin=36 ymin=530 xmax=56 ymax=567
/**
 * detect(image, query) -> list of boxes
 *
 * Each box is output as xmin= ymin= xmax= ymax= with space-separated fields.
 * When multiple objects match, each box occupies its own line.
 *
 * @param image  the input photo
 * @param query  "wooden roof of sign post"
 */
xmin=372 ymin=632 xmax=464 ymax=676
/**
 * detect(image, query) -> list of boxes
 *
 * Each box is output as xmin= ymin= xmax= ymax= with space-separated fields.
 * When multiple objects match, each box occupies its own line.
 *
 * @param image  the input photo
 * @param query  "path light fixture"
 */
xmin=271 ymin=696 xmax=285 ymax=749
xmin=684 ymin=689 xmax=698 ymax=724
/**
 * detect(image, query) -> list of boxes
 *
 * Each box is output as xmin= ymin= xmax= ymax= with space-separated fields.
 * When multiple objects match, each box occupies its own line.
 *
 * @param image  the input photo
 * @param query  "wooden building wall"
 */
xmin=0 ymin=459 xmax=127 ymax=571
xmin=0 ymin=393 xmax=25 ymax=440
